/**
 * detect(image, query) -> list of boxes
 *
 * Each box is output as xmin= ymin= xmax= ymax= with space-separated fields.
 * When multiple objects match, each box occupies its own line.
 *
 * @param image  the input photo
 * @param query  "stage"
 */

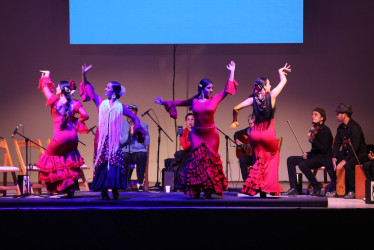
xmin=1 ymin=188 xmax=373 ymax=249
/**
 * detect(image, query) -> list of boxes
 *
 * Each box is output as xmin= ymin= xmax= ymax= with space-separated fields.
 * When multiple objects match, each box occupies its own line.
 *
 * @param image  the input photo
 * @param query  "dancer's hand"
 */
xmin=279 ymin=63 xmax=291 ymax=75
xmin=302 ymin=152 xmax=308 ymax=160
xmin=226 ymin=61 xmax=235 ymax=71
xmin=82 ymin=64 xmax=92 ymax=74
xmin=40 ymin=70 xmax=50 ymax=77
xmin=229 ymin=121 xmax=239 ymax=129
xmin=154 ymin=97 xmax=164 ymax=105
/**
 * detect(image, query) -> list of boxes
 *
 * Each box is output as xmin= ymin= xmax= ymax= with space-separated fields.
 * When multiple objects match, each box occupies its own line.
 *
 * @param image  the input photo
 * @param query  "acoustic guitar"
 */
xmin=236 ymin=134 xmax=252 ymax=158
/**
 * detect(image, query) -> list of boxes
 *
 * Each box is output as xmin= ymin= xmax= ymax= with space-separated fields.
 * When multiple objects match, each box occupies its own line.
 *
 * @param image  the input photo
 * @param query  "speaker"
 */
xmin=162 ymin=169 xmax=174 ymax=192
xmin=365 ymin=180 xmax=374 ymax=204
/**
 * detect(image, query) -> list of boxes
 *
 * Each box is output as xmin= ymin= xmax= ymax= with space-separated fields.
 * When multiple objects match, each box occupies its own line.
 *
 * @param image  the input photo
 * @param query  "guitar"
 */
xmin=236 ymin=134 xmax=252 ymax=158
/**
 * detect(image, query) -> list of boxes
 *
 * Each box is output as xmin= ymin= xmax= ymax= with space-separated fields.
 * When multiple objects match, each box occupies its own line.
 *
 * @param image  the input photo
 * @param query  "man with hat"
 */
xmin=332 ymin=103 xmax=368 ymax=199
xmin=283 ymin=107 xmax=335 ymax=196
xmin=120 ymin=104 xmax=150 ymax=191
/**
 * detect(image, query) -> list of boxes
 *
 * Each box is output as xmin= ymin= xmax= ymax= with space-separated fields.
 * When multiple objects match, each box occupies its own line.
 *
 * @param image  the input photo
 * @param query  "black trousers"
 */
xmin=123 ymin=152 xmax=148 ymax=185
xmin=238 ymin=155 xmax=252 ymax=181
xmin=287 ymin=155 xmax=336 ymax=191
xmin=337 ymin=153 xmax=369 ymax=192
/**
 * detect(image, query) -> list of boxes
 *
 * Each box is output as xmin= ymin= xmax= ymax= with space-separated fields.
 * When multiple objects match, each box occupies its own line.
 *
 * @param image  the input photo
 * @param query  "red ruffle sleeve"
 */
xmin=225 ymin=80 xmax=238 ymax=96
xmin=39 ymin=76 xmax=55 ymax=93
xmin=79 ymin=81 xmax=95 ymax=102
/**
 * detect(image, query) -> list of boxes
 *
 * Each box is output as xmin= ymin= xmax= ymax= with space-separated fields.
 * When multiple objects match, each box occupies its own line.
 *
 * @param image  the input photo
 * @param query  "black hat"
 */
xmin=313 ymin=107 xmax=326 ymax=122
xmin=336 ymin=103 xmax=352 ymax=115
xmin=127 ymin=104 xmax=138 ymax=111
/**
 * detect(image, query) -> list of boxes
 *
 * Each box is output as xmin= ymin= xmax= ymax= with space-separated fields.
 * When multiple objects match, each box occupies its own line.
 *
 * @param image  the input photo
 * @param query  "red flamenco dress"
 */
xmin=36 ymin=77 xmax=89 ymax=194
xmin=241 ymin=93 xmax=282 ymax=196
xmin=162 ymin=80 xmax=237 ymax=197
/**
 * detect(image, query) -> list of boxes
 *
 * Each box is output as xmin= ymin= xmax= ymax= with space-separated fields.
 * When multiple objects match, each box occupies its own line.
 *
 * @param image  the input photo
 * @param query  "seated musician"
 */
xmin=172 ymin=113 xmax=194 ymax=190
xmin=333 ymin=103 xmax=369 ymax=199
xmin=284 ymin=108 xmax=335 ymax=196
xmin=233 ymin=113 xmax=255 ymax=181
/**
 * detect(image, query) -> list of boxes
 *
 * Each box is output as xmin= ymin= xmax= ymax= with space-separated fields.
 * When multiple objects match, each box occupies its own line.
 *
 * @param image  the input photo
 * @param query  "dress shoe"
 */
xmin=326 ymin=191 xmax=337 ymax=198
xmin=194 ymin=192 xmax=201 ymax=199
xmin=101 ymin=189 xmax=110 ymax=200
xmin=282 ymin=188 xmax=300 ymax=196
xmin=203 ymin=192 xmax=212 ymax=199
xmin=66 ymin=190 xmax=75 ymax=199
xmin=311 ymin=183 xmax=323 ymax=196
xmin=112 ymin=189 xmax=119 ymax=200
xmin=344 ymin=191 xmax=355 ymax=199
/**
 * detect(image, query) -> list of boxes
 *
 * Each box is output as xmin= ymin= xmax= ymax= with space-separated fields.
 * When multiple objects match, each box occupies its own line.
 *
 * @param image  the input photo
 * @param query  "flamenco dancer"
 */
xmin=80 ymin=64 xmax=145 ymax=200
xmin=154 ymin=61 xmax=237 ymax=199
xmin=230 ymin=63 xmax=291 ymax=197
xmin=37 ymin=70 xmax=89 ymax=198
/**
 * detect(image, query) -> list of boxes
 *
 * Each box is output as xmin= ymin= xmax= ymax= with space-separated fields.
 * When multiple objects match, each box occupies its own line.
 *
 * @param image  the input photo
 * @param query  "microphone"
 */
xmin=189 ymin=122 xmax=193 ymax=127
xmin=11 ymin=124 xmax=21 ymax=138
xmin=141 ymin=108 xmax=152 ymax=117
xmin=88 ymin=126 xmax=96 ymax=135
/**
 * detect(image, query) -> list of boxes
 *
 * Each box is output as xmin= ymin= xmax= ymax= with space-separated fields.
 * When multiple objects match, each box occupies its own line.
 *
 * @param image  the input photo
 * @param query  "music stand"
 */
xmin=143 ymin=110 xmax=173 ymax=190
xmin=216 ymin=127 xmax=236 ymax=178
xmin=13 ymin=131 xmax=46 ymax=197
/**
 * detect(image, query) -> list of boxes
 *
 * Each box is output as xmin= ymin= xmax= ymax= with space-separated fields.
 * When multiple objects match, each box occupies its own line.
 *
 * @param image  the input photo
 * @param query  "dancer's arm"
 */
xmin=39 ymin=70 xmax=55 ymax=100
xmin=122 ymin=104 xmax=146 ymax=142
xmin=230 ymin=97 xmax=253 ymax=129
xmin=154 ymin=97 xmax=192 ymax=119
xmin=270 ymin=63 xmax=291 ymax=105
xmin=80 ymin=64 xmax=103 ymax=110
xmin=215 ymin=61 xmax=237 ymax=101
xmin=73 ymin=101 xmax=90 ymax=134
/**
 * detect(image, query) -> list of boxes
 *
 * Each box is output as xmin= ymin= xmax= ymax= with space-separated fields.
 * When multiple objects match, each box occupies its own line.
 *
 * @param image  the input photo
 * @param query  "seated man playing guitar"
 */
xmin=233 ymin=114 xmax=255 ymax=181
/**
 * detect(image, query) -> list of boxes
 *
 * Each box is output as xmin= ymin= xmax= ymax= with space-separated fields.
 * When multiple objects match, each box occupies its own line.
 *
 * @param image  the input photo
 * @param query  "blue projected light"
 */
xmin=69 ymin=0 xmax=303 ymax=44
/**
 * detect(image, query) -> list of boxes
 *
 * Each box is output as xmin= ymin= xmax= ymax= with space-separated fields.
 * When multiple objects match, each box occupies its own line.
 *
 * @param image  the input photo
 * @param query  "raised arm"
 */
xmin=215 ymin=61 xmax=237 ymax=101
xmin=39 ymin=70 xmax=55 ymax=100
xmin=230 ymin=97 xmax=254 ymax=129
xmin=270 ymin=63 xmax=291 ymax=102
xmin=81 ymin=64 xmax=103 ymax=110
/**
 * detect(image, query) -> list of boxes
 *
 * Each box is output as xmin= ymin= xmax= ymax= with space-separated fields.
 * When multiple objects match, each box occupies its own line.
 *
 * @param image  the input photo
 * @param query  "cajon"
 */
xmin=336 ymin=168 xmax=345 ymax=196
xmin=355 ymin=165 xmax=367 ymax=199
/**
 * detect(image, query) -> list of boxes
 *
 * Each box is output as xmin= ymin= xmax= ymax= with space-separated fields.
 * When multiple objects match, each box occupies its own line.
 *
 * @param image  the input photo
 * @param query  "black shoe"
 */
xmin=194 ymin=193 xmax=201 ymax=199
xmin=66 ymin=190 xmax=75 ymax=199
xmin=344 ymin=191 xmax=355 ymax=199
xmin=311 ymin=183 xmax=322 ymax=196
xmin=282 ymin=188 xmax=300 ymax=196
xmin=260 ymin=191 xmax=267 ymax=198
xmin=112 ymin=189 xmax=119 ymax=200
xmin=101 ymin=189 xmax=110 ymax=200
xmin=138 ymin=185 xmax=144 ymax=192
xmin=203 ymin=192 xmax=212 ymax=199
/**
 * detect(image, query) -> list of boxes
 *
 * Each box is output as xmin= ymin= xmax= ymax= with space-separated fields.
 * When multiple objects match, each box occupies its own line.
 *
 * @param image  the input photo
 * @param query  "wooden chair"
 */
xmin=0 ymin=138 xmax=21 ymax=196
xmin=306 ymin=167 xmax=330 ymax=194
xmin=13 ymin=139 xmax=45 ymax=194
xmin=46 ymin=139 xmax=90 ymax=191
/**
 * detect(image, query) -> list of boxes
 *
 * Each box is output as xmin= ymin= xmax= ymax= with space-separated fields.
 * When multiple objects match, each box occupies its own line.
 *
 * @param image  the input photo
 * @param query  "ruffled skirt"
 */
xmin=180 ymin=143 xmax=228 ymax=196
xmin=241 ymin=119 xmax=282 ymax=196
xmin=37 ymin=150 xmax=84 ymax=193
xmin=90 ymin=162 xmax=127 ymax=191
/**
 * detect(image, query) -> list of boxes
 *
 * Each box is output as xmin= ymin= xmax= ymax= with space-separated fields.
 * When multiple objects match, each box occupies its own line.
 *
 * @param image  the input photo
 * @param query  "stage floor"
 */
xmin=1 ymin=187 xmax=374 ymax=249
xmin=0 ymin=188 xmax=373 ymax=210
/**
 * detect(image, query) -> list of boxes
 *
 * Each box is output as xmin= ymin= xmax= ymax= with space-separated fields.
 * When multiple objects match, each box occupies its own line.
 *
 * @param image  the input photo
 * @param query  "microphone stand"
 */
xmin=13 ymin=130 xmax=46 ymax=197
xmin=216 ymin=127 xmax=236 ymax=178
xmin=143 ymin=111 xmax=173 ymax=190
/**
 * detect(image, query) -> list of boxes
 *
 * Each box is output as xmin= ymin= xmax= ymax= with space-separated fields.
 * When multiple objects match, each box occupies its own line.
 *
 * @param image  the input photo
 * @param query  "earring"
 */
xmin=111 ymin=93 xmax=116 ymax=99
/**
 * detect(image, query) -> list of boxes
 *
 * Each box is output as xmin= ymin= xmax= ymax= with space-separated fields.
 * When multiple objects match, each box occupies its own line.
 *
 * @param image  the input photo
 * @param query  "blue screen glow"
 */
xmin=69 ymin=0 xmax=303 ymax=44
